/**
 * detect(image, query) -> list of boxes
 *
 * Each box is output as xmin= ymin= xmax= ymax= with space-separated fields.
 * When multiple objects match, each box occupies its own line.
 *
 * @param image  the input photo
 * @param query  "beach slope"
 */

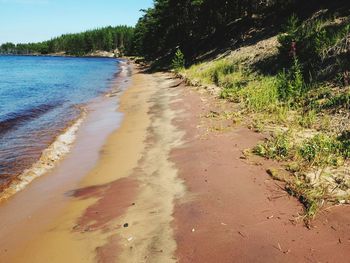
xmin=3 ymin=63 xmax=350 ymax=263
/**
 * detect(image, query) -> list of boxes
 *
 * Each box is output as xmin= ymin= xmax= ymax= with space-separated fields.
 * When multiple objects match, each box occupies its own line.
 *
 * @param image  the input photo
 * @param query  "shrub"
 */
xmin=172 ymin=48 xmax=185 ymax=72
xmin=220 ymin=87 xmax=240 ymax=101
xmin=255 ymin=132 xmax=348 ymax=168
xmin=297 ymin=134 xmax=342 ymax=167
xmin=323 ymin=92 xmax=350 ymax=109
xmin=276 ymin=58 xmax=306 ymax=103
xmin=298 ymin=110 xmax=317 ymax=128
xmin=338 ymin=131 xmax=350 ymax=158
xmin=254 ymin=131 xmax=294 ymax=160
xmin=278 ymin=16 xmax=328 ymax=70
xmin=278 ymin=15 xmax=350 ymax=83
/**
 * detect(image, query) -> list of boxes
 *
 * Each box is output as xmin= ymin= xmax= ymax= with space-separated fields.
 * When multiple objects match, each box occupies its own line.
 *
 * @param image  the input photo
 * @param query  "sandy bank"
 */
xmin=2 ymin=62 xmax=350 ymax=263
xmin=171 ymin=80 xmax=350 ymax=263
xmin=3 ymin=64 xmax=185 ymax=263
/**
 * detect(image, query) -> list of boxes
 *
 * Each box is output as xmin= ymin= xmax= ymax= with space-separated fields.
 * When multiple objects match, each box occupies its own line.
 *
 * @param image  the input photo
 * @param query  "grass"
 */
xmin=254 ymin=130 xmax=349 ymax=223
xmin=180 ymin=14 xmax=350 ymax=222
xmin=266 ymin=166 xmax=328 ymax=223
xmin=254 ymin=131 xmax=294 ymax=160
xmin=183 ymin=59 xmax=288 ymax=117
xmin=298 ymin=110 xmax=317 ymax=128
xmin=297 ymin=134 xmax=344 ymax=167
xmin=323 ymin=91 xmax=350 ymax=109
xmin=255 ymin=130 xmax=346 ymax=169
xmin=286 ymin=180 xmax=328 ymax=224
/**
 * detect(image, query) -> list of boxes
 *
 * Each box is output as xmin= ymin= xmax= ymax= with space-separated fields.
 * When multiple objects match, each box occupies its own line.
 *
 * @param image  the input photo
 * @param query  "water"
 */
xmin=0 ymin=55 xmax=120 ymax=192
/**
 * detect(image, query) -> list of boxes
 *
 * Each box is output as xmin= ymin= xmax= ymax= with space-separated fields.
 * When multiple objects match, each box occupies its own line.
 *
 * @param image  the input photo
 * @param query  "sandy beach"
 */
xmin=1 ymin=62 xmax=350 ymax=262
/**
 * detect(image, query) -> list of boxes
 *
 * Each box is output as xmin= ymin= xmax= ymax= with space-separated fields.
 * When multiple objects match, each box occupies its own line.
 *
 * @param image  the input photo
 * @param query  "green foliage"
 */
xmin=0 ymin=26 xmax=134 ymax=56
xmin=255 ymin=130 xmax=347 ymax=169
xmin=298 ymin=134 xmax=343 ymax=167
xmin=238 ymin=77 xmax=280 ymax=112
xmin=278 ymin=14 xmax=350 ymax=82
xmin=254 ymin=131 xmax=294 ymax=160
xmin=298 ymin=110 xmax=317 ymax=128
xmin=133 ymin=0 xmax=300 ymax=60
xmin=323 ymin=92 xmax=350 ymax=109
xmin=172 ymin=49 xmax=185 ymax=71
xmin=0 ymin=42 xmax=16 ymax=53
xmin=338 ymin=131 xmax=350 ymax=159
xmin=285 ymin=179 xmax=328 ymax=222
xmin=276 ymin=58 xmax=306 ymax=103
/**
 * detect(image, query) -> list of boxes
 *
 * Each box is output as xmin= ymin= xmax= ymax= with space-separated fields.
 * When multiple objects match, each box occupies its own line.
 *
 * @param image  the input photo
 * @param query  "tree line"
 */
xmin=1 ymin=0 xmax=348 ymax=61
xmin=0 ymin=26 xmax=134 ymax=56
xmin=132 ymin=0 xmax=349 ymax=63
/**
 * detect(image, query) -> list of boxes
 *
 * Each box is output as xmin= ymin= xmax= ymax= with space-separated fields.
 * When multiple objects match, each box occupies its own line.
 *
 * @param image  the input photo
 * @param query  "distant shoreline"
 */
xmin=0 ymin=51 xmax=121 ymax=59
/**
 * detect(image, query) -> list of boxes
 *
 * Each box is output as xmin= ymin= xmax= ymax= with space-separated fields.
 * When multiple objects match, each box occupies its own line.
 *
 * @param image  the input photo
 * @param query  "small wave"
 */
xmin=0 ymin=102 xmax=62 ymax=135
xmin=0 ymin=111 xmax=86 ymax=202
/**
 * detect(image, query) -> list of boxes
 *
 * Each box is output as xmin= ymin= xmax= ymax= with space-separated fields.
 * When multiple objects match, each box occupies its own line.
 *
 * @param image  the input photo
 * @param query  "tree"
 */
xmin=1 ymin=26 xmax=135 ymax=56
xmin=172 ymin=48 xmax=185 ymax=72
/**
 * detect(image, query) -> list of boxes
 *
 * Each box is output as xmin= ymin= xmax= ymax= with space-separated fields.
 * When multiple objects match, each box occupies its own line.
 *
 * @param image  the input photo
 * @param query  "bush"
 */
xmin=172 ymin=48 xmax=185 ymax=72
xmin=298 ymin=110 xmax=317 ymax=128
xmin=338 ymin=131 xmax=350 ymax=158
xmin=278 ymin=16 xmax=328 ymax=71
xmin=276 ymin=58 xmax=306 ymax=103
xmin=254 ymin=131 xmax=294 ymax=160
xmin=323 ymin=92 xmax=350 ymax=109
xmin=278 ymin=15 xmax=350 ymax=83
xmin=255 ymin=131 xmax=348 ymax=168
xmin=297 ymin=134 xmax=342 ymax=167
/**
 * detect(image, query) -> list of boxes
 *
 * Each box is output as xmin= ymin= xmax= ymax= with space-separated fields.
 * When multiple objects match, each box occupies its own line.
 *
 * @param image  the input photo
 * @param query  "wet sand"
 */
xmin=0 ymin=64 xmax=185 ymax=262
xmin=1 ymin=63 xmax=350 ymax=262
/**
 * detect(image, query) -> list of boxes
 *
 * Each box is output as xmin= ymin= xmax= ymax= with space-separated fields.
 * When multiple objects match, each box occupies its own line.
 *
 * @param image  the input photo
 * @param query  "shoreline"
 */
xmin=0 ymin=59 xmax=128 ymax=202
xmin=0 ymin=61 xmax=131 ymax=261
xmin=0 ymin=62 xmax=168 ymax=262
xmin=1 ymin=62 xmax=349 ymax=262
xmin=0 ymin=112 xmax=86 ymax=202
xmin=0 ymin=53 xmax=121 ymax=59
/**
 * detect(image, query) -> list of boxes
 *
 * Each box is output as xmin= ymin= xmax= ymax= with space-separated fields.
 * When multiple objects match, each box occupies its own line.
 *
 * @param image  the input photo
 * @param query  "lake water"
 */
xmin=0 ymin=55 xmax=120 ymax=194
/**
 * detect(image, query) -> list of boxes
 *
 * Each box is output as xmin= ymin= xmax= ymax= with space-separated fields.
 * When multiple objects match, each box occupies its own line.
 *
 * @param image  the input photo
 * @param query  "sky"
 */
xmin=0 ymin=0 xmax=153 ymax=44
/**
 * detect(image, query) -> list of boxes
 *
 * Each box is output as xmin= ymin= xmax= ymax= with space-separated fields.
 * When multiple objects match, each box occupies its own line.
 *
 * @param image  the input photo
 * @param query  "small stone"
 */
xmin=124 ymin=223 xmax=129 ymax=228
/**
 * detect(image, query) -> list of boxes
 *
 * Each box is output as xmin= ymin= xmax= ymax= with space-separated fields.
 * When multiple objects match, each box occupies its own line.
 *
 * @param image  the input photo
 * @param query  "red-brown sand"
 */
xmin=171 ymin=84 xmax=350 ymax=262
xmin=1 ymin=65 xmax=349 ymax=263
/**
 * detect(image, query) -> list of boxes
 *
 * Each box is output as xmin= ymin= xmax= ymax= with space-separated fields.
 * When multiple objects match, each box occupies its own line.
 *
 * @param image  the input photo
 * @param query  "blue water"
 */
xmin=0 ymin=55 xmax=120 ymax=187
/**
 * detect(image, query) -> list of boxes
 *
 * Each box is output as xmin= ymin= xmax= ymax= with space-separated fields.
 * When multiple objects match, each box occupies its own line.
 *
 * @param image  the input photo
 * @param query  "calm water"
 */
xmin=0 ymin=55 xmax=120 ymax=189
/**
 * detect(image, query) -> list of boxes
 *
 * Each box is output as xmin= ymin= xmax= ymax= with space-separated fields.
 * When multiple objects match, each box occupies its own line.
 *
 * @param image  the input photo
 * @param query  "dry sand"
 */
xmin=1 ymin=63 xmax=350 ymax=263
xmin=171 ymin=82 xmax=350 ymax=263
xmin=2 ymin=64 xmax=185 ymax=263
